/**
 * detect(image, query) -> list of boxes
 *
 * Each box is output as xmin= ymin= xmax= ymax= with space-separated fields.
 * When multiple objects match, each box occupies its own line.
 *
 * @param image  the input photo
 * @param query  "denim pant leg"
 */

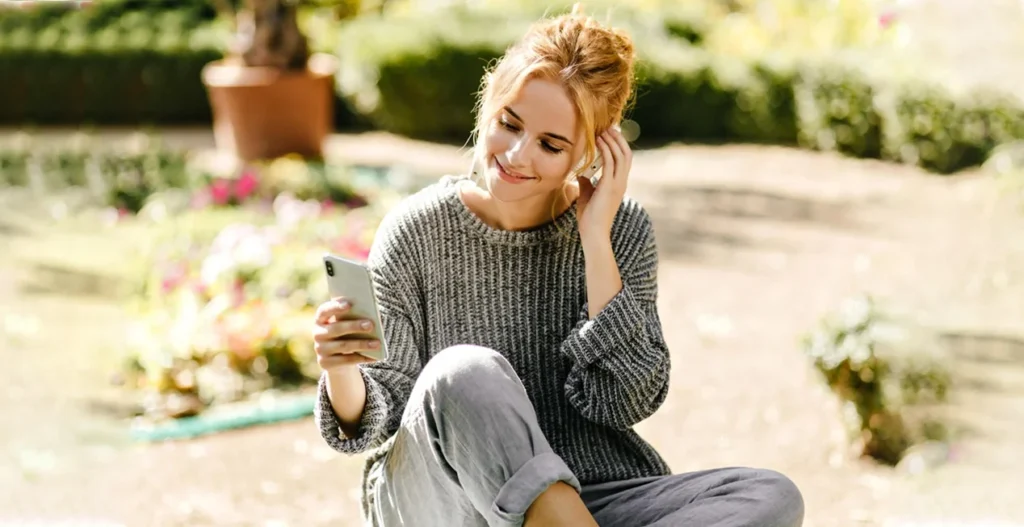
xmin=370 ymin=345 xmax=581 ymax=527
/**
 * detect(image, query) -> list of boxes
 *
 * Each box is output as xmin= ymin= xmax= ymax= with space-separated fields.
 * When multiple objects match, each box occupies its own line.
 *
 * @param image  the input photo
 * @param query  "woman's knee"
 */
xmin=414 ymin=345 xmax=522 ymax=410
xmin=746 ymin=469 xmax=804 ymax=527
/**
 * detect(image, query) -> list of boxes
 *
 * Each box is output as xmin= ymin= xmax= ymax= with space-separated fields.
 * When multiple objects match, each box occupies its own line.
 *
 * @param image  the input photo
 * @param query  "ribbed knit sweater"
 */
xmin=315 ymin=175 xmax=672 ymax=520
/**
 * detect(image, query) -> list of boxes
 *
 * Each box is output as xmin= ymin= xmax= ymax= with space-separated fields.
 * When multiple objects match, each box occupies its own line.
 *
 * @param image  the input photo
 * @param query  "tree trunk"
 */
xmin=232 ymin=0 xmax=310 ymax=70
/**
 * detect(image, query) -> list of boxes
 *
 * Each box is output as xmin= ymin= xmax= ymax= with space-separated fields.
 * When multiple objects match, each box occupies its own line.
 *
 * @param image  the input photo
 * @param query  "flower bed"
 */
xmin=118 ymin=190 xmax=399 ymax=422
xmin=0 ymin=135 xmax=375 ymax=215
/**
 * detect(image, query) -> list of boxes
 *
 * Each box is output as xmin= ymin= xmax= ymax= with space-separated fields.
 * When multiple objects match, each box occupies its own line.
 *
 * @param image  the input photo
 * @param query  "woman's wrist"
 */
xmin=580 ymin=231 xmax=613 ymax=255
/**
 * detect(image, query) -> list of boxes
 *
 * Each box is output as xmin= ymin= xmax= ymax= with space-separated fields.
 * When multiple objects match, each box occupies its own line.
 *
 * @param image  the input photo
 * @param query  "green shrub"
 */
xmin=794 ymin=58 xmax=882 ymax=158
xmin=0 ymin=3 xmax=361 ymax=127
xmin=802 ymin=295 xmax=952 ymax=465
xmin=0 ymin=5 xmax=227 ymax=125
xmin=337 ymin=9 xmax=797 ymax=144
xmin=879 ymin=86 xmax=1024 ymax=174
xmin=0 ymin=135 xmax=193 ymax=212
xmin=334 ymin=6 xmax=1023 ymax=174
xmin=336 ymin=10 xmax=523 ymax=139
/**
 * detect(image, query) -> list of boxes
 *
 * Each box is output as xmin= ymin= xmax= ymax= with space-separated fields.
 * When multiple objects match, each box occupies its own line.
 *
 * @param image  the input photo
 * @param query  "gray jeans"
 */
xmin=369 ymin=346 xmax=804 ymax=527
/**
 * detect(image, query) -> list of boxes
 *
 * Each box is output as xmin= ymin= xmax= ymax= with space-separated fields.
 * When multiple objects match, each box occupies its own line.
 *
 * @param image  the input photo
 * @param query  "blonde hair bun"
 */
xmin=473 ymin=7 xmax=637 ymax=175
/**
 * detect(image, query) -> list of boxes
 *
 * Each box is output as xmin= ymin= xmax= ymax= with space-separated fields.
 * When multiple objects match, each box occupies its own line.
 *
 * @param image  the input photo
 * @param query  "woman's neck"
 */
xmin=460 ymin=181 xmax=578 ymax=231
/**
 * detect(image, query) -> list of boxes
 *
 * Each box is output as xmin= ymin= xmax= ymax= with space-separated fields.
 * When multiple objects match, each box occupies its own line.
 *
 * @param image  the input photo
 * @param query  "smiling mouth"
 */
xmin=495 ymin=157 xmax=534 ymax=181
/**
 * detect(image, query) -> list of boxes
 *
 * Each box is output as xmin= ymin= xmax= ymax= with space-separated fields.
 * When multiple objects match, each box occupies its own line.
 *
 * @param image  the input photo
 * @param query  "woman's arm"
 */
xmin=324 ymin=358 xmax=368 ymax=438
xmin=560 ymin=207 xmax=671 ymax=430
xmin=582 ymin=236 xmax=623 ymax=319
xmin=314 ymin=211 xmax=426 ymax=453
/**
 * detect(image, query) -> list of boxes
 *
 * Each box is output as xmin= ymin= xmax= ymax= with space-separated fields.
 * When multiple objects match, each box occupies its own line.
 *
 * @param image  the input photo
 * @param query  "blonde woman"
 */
xmin=313 ymin=7 xmax=804 ymax=527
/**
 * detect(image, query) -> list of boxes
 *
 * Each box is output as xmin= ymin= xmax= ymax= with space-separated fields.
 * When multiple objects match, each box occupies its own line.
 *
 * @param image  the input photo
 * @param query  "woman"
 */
xmin=313 ymin=8 xmax=804 ymax=527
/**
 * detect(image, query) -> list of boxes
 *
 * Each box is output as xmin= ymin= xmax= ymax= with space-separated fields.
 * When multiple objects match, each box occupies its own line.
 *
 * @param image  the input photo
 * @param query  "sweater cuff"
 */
xmin=315 ymin=368 xmax=390 ymax=454
xmin=563 ymin=285 xmax=646 ymax=368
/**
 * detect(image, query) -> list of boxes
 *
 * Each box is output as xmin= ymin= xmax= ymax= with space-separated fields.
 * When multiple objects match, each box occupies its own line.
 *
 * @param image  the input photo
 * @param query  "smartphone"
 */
xmin=322 ymin=253 xmax=389 ymax=361
xmin=579 ymin=152 xmax=603 ymax=186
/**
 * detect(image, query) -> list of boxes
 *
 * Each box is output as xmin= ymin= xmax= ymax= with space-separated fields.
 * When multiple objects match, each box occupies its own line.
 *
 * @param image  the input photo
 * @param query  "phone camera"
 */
xmin=325 ymin=261 xmax=335 ymax=276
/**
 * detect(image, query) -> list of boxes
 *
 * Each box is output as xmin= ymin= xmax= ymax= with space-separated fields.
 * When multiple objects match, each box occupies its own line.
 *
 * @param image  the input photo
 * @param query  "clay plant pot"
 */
xmin=202 ymin=52 xmax=338 ymax=162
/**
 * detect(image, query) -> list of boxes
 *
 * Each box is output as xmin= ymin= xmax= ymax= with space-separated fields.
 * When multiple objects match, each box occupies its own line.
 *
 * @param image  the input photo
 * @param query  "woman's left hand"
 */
xmin=577 ymin=126 xmax=631 ymax=244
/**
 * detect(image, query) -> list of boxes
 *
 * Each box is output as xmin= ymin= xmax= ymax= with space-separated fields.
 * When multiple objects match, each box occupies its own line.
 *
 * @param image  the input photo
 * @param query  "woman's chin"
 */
xmin=486 ymin=176 xmax=536 ymax=202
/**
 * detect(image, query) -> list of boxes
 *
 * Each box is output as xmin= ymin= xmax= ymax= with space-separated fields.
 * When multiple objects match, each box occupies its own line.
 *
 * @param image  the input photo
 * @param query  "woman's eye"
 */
xmin=499 ymin=119 xmax=519 ymax=132
xmin=541 ymin=142 xmax=563 ymax=154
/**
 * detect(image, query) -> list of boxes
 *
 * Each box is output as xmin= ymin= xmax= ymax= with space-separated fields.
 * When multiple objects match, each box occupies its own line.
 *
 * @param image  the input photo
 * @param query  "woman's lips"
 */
xmin=495 ymin=157 xmax=534 ymax=184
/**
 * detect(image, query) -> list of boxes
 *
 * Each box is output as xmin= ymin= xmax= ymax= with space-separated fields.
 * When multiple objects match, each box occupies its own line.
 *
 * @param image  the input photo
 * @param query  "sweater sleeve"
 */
xmin=314 ymin=210 xmax=425 ymax=454
xmin=560 ymin=209 xmax=671 ymax=430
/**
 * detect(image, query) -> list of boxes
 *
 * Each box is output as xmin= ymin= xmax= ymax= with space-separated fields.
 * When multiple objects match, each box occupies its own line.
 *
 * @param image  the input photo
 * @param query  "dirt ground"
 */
xmin=2 ymin=127 xmax=1024 ymax=526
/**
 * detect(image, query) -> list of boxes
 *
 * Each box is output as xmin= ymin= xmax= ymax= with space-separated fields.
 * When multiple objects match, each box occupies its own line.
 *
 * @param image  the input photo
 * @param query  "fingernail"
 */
xmin=338 ymin=300 xmax=349 ymax=308
xmin=369 ymin=341 xmax=379 ymax=348
xmin=361 ymin=321 xmax=372 ymax=330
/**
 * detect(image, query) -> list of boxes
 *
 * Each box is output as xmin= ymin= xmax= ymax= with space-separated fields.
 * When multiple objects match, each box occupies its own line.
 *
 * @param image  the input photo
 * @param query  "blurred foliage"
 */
xmin=0 ymin=133 xmax=194 ymax=212
xmin=0 ymin=4 xmax=227 ymax=124
xmin=985 ymin=141 xmax=1024 ymax=212
xmin=802 ymin=295 xmax=953 ymax=465
xmin=382 ymin=0 xmax=898 ymax=55
xmin=118 ymin=198 xmax=391 ymax=420
xmin=0 ymin=0 xmax=361 ymax=127
xmin=0 ymin=133 xmax=367 ymax=214
xmin=335 ymin=4 xmax=1024 ymax=173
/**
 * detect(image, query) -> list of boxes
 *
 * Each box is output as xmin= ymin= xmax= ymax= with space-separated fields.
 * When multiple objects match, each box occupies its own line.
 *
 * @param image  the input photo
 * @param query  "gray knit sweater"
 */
xmin=315 ymin=175 xmax=672 ymax=518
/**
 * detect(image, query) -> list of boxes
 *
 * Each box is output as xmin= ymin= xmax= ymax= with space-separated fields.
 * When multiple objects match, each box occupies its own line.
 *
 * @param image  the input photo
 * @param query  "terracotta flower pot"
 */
xmin=202 ymin=52 xmax=338 ymax=162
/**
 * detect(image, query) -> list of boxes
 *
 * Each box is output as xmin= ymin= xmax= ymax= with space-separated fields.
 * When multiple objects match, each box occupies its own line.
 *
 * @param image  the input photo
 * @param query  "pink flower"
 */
xmin=879 ymin=11 xmax=896 ymax=28
xmin=191 ymin=191 xmax=212 ymax=210
xmin=333 ymin=236 xmax=371 ymax=262
xmin=161 ymin=264 xmax=188 ymax=293
xmin=235 ymin=170 xmax=259 ymax=201
xmin=211 ymin=179 xmax=232 ymax=205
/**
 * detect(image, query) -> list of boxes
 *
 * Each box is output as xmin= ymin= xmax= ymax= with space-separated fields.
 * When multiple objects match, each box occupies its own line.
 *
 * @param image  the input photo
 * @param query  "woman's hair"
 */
xmin=471 ymin=4 xmax=637 ymax=178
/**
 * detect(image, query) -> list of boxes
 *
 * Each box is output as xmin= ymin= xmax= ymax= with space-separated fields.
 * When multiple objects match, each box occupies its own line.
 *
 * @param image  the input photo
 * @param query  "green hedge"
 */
xmin=0 ymin=2 xmax=362 ymax=127
xmin=335 ymin=7 xmax=1024 ymax=174
xmin=0 ymin=5 xmax=226 ymax=124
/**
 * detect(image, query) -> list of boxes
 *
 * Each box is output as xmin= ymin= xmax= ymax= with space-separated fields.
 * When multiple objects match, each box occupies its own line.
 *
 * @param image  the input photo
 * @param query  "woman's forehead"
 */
xmin=505 ymin=79 xmax=580 ymax=142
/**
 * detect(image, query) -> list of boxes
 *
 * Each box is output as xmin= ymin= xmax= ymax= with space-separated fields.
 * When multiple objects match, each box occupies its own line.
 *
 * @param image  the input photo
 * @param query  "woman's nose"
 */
xmin=506 ymin=136 xmax=530 ymax=167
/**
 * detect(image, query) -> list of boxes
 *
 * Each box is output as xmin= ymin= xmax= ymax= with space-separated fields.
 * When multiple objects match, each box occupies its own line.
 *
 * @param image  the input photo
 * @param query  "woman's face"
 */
xmin=480 ymin=78 xmax=586 ymax=204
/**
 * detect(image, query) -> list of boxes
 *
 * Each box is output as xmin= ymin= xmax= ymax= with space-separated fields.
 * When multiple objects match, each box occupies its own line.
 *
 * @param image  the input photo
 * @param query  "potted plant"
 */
xmin=202 ymin=0 xmax=339 ymax=162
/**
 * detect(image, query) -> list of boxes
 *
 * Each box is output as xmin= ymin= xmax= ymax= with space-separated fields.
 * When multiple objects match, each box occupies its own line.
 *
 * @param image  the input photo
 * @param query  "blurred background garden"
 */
xmin=1 ymin=0 xmax=1023 ymax=525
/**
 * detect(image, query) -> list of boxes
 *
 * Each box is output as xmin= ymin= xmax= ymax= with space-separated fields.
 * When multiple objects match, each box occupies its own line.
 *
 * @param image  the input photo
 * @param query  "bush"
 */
xmin=337 ymin=8 xmax=798 ymax=144
xmin=0 ymin=5 xmax=226 ymax=124
xmin=794 ymin=57 xmax=882 ymax=158
xmin=0 ymin=135 xmax=368 ymax=214
xmin=0 ymin=134 xmax=194 ymax=212
xmin=802 ymin=295 xmax=952 ymax=465
xmin=333 ymin=6 xmax=1024 ymax=174
xmin=0 ymin=2 xmax=362 ymax=127
xmin=879 ymin=86 xmax=1024 ymax=174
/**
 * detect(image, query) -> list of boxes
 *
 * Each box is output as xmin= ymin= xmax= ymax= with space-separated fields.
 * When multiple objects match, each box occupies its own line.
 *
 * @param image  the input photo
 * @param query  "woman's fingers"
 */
xmin=597 ymin=135 xmax=615 ymax=182
xmin=314 ymin=319 xmax=374 ymax=341
xmin=316 ymin=297 xmax=352 ymax=324
xmin=315 ymin=337 xmax=382 ymax=357
xmin=601 ymin=131 xmax=624 ymax=176
xmin=317 ymin=352 xmax=376 ymax=370
xmin=608 ymin=127 xmax=632 ymax=166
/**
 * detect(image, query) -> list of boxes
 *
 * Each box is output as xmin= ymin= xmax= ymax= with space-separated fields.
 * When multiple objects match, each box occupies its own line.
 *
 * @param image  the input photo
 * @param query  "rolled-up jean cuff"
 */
xmin=490 ymin=452 xmax=581 ymax=526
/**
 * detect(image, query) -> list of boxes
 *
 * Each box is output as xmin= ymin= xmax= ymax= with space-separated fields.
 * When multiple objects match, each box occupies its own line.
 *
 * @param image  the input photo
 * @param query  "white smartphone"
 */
xmin=579 ymin=152 xmax=603 ymax=186
xmin=322 ymin=253 xmax=389 ymax=361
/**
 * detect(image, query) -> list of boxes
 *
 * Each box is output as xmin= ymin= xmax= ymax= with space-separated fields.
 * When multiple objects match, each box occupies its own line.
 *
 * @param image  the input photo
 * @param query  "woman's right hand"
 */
xmin=313 ymin=297 xmax=381 ymax=371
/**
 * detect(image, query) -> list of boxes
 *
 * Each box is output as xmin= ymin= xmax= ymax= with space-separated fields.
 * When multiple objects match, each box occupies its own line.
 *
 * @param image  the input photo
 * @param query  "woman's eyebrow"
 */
xmin=504 ymin=106 xmax=574 ymax=145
